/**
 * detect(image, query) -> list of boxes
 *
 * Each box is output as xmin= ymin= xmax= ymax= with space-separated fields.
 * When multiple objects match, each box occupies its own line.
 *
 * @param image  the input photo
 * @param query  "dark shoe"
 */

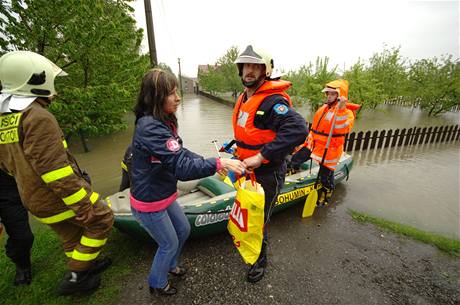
xmin=57 ymin=271 xmax=101 ymax=296
xmin=89 ymin=257 xmax=112 ymax=275
xmin=14 ymin=266 xmax=32 ymax=286
xmin=149 ymin=281 xmax=177 ymax=296
xmin=168 ymin=266 xmax=186 ymax=277
xmin=247 ymin=252 xmax=267 ymax=283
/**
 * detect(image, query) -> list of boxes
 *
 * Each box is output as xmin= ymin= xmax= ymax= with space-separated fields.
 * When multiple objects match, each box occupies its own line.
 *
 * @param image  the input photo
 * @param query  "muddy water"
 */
xmin=70 ymin=94 xmax=460 ymax=238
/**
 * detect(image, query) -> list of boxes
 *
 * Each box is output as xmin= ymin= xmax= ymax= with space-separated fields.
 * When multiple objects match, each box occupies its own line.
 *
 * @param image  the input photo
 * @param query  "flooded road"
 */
xmin=70 ymin=94 xmax=460 ymax=238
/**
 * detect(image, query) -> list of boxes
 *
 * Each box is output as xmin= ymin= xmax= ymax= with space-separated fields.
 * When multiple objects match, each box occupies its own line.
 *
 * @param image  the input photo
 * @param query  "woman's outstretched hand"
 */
xmin=219 ymin=158 xmax=246 ymax=175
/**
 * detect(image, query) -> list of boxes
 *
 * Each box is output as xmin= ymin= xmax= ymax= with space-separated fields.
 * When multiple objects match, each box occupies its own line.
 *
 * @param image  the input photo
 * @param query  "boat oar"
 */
xmin=302 ymin=103 xmax=340 ymax=218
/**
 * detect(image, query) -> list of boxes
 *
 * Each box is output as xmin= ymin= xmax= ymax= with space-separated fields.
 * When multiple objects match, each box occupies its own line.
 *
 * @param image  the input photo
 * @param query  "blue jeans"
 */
xmin=131 ymin=201 xmax=191 ymax=288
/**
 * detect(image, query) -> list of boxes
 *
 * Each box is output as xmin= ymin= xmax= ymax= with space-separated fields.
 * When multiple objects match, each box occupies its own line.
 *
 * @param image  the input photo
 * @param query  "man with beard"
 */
xmin=232 ymin=45 xmax=307 ymax=283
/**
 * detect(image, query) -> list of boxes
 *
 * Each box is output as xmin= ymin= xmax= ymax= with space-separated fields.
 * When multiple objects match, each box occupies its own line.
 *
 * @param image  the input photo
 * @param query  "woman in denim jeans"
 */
xmin=130 ymin=69 xmax=245 ymax=296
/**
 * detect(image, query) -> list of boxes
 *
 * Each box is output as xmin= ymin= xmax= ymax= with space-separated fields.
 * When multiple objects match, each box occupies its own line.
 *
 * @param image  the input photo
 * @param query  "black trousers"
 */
xmin=255 ymin=162 xmax=287 ymax=242
xmin=290 ymin=146 xmax=335 ymax=190
xmin=0 ymin=188 xmax=34 ymax=268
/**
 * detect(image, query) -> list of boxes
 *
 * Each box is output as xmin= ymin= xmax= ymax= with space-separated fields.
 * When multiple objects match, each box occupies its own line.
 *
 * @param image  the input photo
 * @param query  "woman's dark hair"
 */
xmin=134 ymin=68 xmax=178 ymax=126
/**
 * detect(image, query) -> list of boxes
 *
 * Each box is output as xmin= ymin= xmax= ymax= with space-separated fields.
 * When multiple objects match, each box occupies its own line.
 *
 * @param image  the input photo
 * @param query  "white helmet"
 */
xmin=234 ymin=45 xmax=273 ymax=78
xmin=0 ymin=51 xmax=67 ymax=98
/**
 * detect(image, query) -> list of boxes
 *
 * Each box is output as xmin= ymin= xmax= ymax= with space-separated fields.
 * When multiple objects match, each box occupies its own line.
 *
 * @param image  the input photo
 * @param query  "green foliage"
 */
xmin=407 ymin=55 xmax=460 ymax=116
xmin=285 ymin=57 xmax=337 ymax=110
xmin=198 ymin=46 xmax=242 ymax=96
xmin=368 ymin=46 xmax=408 ymax=100
xmin=349 ymin=210 xmax=460 ymax=256
xmin=344 ymin=60 xmax=384 ymax=110
xmin=0 ymin=0 xmax=149 ymax=137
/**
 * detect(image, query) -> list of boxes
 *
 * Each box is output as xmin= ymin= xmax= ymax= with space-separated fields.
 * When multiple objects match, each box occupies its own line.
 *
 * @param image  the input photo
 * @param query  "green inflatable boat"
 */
xmin=107 ymin=154 xmax=353 ymax=241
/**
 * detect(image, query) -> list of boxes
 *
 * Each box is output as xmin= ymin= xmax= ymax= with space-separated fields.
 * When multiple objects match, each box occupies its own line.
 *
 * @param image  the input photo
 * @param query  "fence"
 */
xmin=341 ymin=125 xmax=460 ymax=152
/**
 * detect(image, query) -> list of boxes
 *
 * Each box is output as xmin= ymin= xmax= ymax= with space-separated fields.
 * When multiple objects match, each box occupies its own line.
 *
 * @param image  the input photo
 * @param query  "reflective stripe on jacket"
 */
xmin=0 ymin=100 xmax=103 ymax=221
xmin=232 ymin=80 xmax=292 ymax=161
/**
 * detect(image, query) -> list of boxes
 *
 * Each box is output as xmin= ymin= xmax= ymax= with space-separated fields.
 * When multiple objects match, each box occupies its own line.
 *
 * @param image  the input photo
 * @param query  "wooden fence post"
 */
xmin=398 ymin=128 xmax=406 ymax=146
xmin=377 ymin=130 xmax=386 ymax=149
xmin=404 ymin=128 xmax=413 ymax=146
xmin=346 ymin=132 xmax=355 ymax=152
xmin=418 ymin=127 xmax=427 ymax=144
xmin=391 ymin=129 xmax=399 ymax=147
xmin=430 ymin=127 xmax=438 ymax=143
xmin=384 ymin=129 xmax=392 ymax=148
xmin=425 ymin=127 xmax=433 ymax=144
xmin=362 ymin=131 xmax=371 ymax=150
xmin=370 ymin=130 xmax=379 ymax=150
xmin=412 ymin=127 xmax=421 ymax=145
xmin=355 ymin=131 xmax=364 ymax=151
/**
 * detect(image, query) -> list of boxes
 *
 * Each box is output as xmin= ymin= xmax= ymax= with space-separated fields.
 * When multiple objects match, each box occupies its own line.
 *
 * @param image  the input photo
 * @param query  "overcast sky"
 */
xmin=130 ymin=0 xmax=459 ymax=77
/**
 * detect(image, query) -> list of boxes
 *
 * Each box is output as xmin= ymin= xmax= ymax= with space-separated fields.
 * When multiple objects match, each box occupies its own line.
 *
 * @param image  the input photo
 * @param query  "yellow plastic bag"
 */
xmin=227 ymin=175 xmax=265 ymax=265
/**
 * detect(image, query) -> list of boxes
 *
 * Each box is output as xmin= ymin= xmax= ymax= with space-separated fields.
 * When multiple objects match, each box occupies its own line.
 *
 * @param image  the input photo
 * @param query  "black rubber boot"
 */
xmin=57 ymin=270 xmax=101 ymax=296
xmin=89 ymin=257 xmax=112 ymax=275
xmin=247 ymin=242 xmax=267 ymax=283
xmin=14 ymin=265 xmax=32 ymax=286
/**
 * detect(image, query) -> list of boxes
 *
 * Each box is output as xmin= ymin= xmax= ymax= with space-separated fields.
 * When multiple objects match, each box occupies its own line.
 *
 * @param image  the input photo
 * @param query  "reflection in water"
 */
xmin=70 ymin=94 xmax=460 ymax=238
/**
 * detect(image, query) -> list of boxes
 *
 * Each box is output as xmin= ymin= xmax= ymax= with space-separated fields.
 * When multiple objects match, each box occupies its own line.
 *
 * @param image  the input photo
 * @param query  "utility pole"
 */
xmin=178 ymin=57 xmax=183 ymax=97
xmin=144 ymin=0 xmax=157 ymax=67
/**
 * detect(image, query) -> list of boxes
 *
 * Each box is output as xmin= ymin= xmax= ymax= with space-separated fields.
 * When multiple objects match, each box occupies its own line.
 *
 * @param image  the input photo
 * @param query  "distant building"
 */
xmin=180 ymin=75 xmax=197 ymax=94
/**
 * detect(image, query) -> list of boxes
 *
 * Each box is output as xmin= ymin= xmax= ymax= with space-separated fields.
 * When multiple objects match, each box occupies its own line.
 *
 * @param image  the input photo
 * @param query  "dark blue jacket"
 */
xmin=131 ymin=116 xmax=218 ymax=203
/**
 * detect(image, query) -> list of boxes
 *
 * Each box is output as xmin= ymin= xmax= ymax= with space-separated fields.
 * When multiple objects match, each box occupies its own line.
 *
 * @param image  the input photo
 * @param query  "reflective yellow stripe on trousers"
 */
xmin=62 ymin=188 xmax=88 ymax=205
xmin=81 ymin=236 xmax=107 ymax=248
xmin=72 ymin=250 xmax=100 ymax=261
xmin=34 ymin=210 xmax=76 ymax=224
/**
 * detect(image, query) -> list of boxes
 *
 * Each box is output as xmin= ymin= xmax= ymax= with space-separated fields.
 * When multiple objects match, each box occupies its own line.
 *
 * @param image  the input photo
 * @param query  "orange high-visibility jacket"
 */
xmin=308 ymin=79 xmax=359 ymax=170
xmin=232 ymin=80 xmax=292 ymax=161
xmin=308 ymin=103 xmax=355 ymax=170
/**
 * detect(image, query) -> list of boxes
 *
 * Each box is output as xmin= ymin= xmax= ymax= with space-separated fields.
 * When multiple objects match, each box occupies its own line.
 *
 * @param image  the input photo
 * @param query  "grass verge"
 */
xmin=349 ymin=209 xmax=460 ymax=256
xmin=0 ymin=222 xmax=149 ymax=305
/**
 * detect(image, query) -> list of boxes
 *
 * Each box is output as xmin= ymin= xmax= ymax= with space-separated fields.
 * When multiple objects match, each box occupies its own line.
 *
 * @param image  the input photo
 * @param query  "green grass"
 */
xmin=0 ymin=223 xmax=149 ymax=305
xmin=349 ymin=209 xmax=460 ymax=256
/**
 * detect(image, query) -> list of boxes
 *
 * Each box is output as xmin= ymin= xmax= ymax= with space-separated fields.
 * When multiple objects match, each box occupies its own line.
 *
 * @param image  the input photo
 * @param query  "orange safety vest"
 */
xmin=308 ymin=103 xmax=357 ymax=170
xmin=232 ymin=80 xmax=292 ymax=161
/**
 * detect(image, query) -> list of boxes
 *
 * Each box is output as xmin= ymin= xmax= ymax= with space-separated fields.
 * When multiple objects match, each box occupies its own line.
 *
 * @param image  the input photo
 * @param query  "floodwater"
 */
xmin=70 ymin=94 xmax=460 ymax=239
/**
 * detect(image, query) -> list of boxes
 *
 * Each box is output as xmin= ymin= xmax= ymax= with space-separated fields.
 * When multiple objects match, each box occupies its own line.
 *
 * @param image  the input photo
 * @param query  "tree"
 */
xmin=407 ymin=55 xmax=460 ymax=116
xmin=197 ymin=46 xmax=242 ymax=97
xmin=1 ymin=0 xmax=149 ymax=137
xmin=215 ymin=46 xmax=243 ymax=96
xmin=344 ymin=60 xmax=384 ymax=111
xmin=285 ymin=57 xmax=337 ymax=110
xmin=368 ymin=46 xmax=408 ymax=101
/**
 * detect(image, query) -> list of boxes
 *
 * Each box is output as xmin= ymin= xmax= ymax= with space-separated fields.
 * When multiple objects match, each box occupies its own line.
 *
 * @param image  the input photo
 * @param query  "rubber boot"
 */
xmin=247 ymin=242 xmax=267 ymax=283
xmin=57 ymin=270 xmax=101 ymax=296
xmin=14 ymin=264 xmax=32 ymax=286
xmin=89 ymin=257 xmax=112 ymax=275
xmin=316 ymin=189 xmax=327 ymax=207
xmin=325 ymin=188 xmax=333 ymax=204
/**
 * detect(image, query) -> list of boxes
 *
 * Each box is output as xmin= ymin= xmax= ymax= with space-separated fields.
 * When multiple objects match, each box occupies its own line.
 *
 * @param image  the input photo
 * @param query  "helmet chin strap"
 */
xmin=242 ymin=75 xmax=265 ymax=88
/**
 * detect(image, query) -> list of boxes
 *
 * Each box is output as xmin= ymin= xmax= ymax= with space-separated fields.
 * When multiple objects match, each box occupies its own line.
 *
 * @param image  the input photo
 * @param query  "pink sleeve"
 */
xmin=215 ymin=158 xmax=223 ymax=171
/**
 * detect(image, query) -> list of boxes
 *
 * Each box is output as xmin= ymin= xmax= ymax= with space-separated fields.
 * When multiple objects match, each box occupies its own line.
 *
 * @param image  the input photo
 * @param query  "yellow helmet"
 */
xmin=322 ymin=79 xmax=349 ymax=99
xmin=0 ymin=51 xmax=67 ymax=97
xmin=234 ymin=45 xmax=273 ymax=78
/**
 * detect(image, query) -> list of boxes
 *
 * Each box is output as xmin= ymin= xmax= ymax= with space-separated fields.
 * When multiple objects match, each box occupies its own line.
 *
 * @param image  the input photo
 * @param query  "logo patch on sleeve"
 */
xmin=273 ymin=103 xmax=288 ymax=115
xmin=166 ymin=138 xmax=181 ymax=152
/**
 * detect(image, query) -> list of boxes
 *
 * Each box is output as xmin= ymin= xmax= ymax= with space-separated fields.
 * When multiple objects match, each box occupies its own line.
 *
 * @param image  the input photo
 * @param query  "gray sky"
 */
xmin=130 ymin=0 xmax=459 ymax=77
